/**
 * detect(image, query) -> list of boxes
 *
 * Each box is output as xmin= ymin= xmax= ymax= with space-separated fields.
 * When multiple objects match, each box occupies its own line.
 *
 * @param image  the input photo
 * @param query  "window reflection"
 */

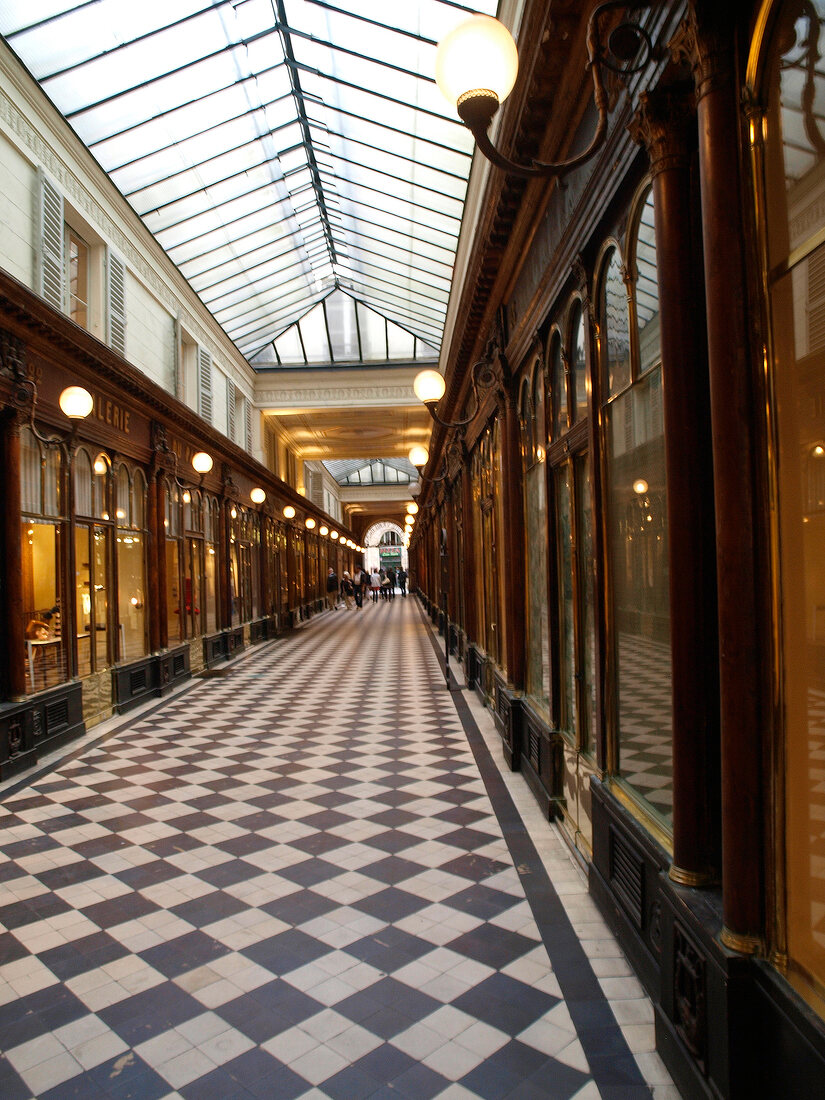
xmin=763 ymin=0 xmax=825 ymax=1016
xmin=600 ymin=185 xmax=672 ymax=824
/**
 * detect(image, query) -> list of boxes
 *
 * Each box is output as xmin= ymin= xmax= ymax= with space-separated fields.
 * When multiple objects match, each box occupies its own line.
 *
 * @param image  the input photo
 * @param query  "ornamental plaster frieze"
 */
xmin=0 ymin=68 xmax=251 ymax=388
xmin=256 ymin=384 xmax=417 ymax=408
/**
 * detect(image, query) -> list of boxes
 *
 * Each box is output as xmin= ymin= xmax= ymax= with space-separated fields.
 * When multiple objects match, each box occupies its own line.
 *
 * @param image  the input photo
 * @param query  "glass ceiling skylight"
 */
xmin=0 ymin=0 xmax=499 ymax=362
xmin=324 ymin=457 xmax=417 ymax=485
xmin=253 ymin=287 xmax=438 ymax=366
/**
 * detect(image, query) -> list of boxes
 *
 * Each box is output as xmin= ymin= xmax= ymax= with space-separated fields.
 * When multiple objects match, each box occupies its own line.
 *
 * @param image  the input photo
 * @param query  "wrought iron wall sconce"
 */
xmin=13 ymin=378 xmax=94 ymax=446
xmin=436 ymin=1 xmax=653 ymax=179
xmin=408 ymin=429 xmax=466 ymax=485
xmin=413 ymin=357 xmax=500 ymax=430
xmin=190 ymin=450 xmax=213 ymax=488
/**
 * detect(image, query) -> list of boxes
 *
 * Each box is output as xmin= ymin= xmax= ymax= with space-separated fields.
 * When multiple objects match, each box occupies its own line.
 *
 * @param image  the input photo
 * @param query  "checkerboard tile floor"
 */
xmin=0 ymin=598 xmax=676 ymax=1098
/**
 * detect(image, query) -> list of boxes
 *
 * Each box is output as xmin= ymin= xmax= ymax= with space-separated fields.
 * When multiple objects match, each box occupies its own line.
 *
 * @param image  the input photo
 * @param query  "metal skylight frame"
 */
xmin=0 ymin=0 xmax=500 ymax=362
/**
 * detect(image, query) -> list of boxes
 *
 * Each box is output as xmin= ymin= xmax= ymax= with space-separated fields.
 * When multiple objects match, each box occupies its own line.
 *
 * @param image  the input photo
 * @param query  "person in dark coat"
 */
xmin=325 ymin=568 xmax=339 ymax=610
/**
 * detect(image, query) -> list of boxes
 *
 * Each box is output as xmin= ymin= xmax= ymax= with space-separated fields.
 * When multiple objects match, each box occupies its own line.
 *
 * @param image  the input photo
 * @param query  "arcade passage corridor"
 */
xmin=0 ymin=600 xmax=675 ymax=1099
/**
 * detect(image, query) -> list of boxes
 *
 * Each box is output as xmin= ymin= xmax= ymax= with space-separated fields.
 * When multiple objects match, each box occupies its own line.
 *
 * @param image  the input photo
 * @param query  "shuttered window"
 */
xmin=227 ymin=382 xmax=236 ymax=442
xmin=37 ymin=169 xmax=64 ymax=311
xmin=106 ymin=250 xmax=126 ymax=356
xmin=198 ymin=347 xmax=213 ymax=423
xmin=245 ymin=397 xmax=253 ymax=452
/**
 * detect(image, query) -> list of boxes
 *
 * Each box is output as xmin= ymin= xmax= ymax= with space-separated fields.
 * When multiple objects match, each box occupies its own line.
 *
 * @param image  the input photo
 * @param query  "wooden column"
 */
xmin=3 ymin=410 xmax=26 ymax=699
xmin=146 ymin=470 xmax=160 ymax=653
xmin=501 ymin=388 xmax=526 ymax=688
xmin=631 ymin=87 xmax=721 ymax=886
xmin=676 ymin=6 xmax=764 ymax=951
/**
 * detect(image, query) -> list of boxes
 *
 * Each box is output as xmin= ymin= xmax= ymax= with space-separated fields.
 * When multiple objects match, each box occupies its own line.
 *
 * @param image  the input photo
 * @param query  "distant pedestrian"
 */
xmin=325 ymin=567 xmax=339 ymax=611
xmin=370 ymin=568 xmax=381 ymax=602
xmin=341 ymin=571 xmax=354 ymax=609
xmin=352 ymin=566 xmax=367 ymax=608
xmin=397 ymin=567 xmax=407 ymax=597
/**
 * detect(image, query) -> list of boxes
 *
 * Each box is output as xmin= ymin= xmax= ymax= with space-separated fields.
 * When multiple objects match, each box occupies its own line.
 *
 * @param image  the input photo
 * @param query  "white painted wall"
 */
xmin=124 ymin=273 xmax=175 ymax=392
xmin=0 ymin=131 xmax=35 ymax=287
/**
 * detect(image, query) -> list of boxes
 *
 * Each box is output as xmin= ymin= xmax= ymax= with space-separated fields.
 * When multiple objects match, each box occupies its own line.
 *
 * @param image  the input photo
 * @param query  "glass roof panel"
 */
xmin=323 ymin=457 xmax=418 ymax=485
xmin=273 ymin=325 xmax=305 ymax=365
xmin=325 ymin=291 xmax=360 ymax=361
xmin=0 ymin=0 xmax=501 ymax=360
xmin=357 ymin=301 xmax=387 ymax=360
xmin=298 ymin=301 xmax=331 ymax=363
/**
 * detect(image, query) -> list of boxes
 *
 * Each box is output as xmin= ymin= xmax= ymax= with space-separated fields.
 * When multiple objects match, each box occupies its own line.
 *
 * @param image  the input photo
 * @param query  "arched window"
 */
xmin=598 ymin=182 xmax=672 ymax=826
xmin=20 ymin=429 xmax=68 ymax=693
xmin=601 ymin=246 xmax=631 ymax=396
xmin=115 ymin=464 xmax=148 ymax=661
xmin=74 ymin=449 xmax=113 ymax=675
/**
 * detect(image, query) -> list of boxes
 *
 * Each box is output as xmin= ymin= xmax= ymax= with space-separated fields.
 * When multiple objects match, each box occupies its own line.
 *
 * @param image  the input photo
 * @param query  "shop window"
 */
xmin=115 ymin=464 xmax=148 ymax=661
xmin=165 ymin=482 xmax=183 ymax=644
xmin=546 ymin=295 xmax=597 ymax=762
xmin=74 ymin=449 xmax=112 ymax=676
xmin=204 ymin=497 xmax=220 ymax=634
xmin=520 ymin=359 xmax=550 ymax=717
xmin=598 ymin=187 xmax=672 ymax=825
xmin=20 ymin=429 xmax=68 ymax=694
xmin=757 ymin=0 xmax=825 ymax=1015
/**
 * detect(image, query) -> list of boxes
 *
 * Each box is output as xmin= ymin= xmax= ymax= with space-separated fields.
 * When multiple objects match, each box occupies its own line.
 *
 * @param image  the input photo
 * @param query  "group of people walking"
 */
xmin=325 ymin=565 xmax=408 ymax=611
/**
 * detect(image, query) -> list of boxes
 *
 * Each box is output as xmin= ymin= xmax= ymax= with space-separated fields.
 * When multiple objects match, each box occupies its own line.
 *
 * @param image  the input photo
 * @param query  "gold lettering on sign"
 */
xmin=93 ymin=395 xmax=131 ymax=434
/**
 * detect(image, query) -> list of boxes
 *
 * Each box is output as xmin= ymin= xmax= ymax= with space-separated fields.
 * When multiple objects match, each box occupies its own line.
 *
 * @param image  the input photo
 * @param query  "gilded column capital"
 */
xmin=629 ymin=86 xmax=696 ymax=177
xmin=670 ymin=6 xmax=734 ymax=103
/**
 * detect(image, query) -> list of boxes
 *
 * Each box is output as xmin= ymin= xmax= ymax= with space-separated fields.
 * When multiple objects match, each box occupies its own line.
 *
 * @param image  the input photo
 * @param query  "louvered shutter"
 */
xmin=198 ymin=347 xmax=213 ymax=423
xmin=227 ymin=382 xmax=236 ymax=442
xmin=245 ymin=398 xmax=253 ymax=452
xmin=37 ymin=169 xmax=64 ymax=311
xmin=107 ymin=250 xmax=127 ymax=356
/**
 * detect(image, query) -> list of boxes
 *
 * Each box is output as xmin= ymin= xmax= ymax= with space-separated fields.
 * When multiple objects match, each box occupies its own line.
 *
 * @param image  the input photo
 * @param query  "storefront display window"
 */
xmin=115 ymin=464 xmax=148 ymax=661
xmin=547 ymin=298 xmax=597 ymax=758
xmin=521 ymin=362 xmax=550 ymax=717
xmin=204 ymin=497 xmax=219 ymax=633
xmin=20 ymin=428 xmax=68 ymax=693
xmin=183 ymin=489 xmax=205 ymax=640
xmin=599 ymin=200 xmax=672 ymax=825
xmin=74 ymin=448 xmax=112 ymax=675
xmin=759 ymin=0 xmax=825 ymax=1014
xmin=165 ymin=481 xmax=182 ymax=644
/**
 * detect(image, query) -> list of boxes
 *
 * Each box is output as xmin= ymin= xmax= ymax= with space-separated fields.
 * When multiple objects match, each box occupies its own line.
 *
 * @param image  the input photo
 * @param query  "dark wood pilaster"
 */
xmin=676 ymin=6 xmax=764 ymax=950
xmin=631 ymin=86 xmax=721 ymax=886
